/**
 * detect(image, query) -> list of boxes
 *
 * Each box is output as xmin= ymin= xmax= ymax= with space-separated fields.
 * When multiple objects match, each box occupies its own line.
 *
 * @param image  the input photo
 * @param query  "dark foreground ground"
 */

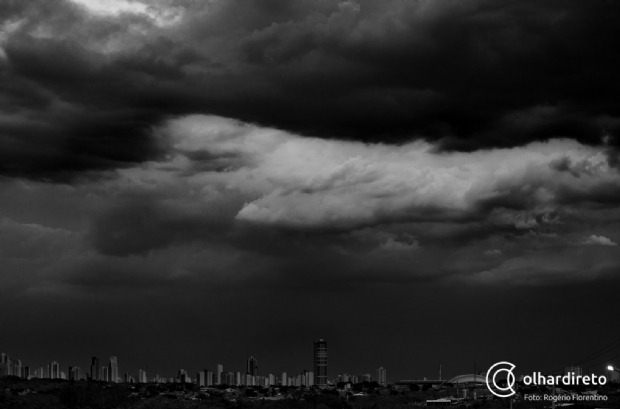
xmin=1 ymin=377 xmax=619 ymax=409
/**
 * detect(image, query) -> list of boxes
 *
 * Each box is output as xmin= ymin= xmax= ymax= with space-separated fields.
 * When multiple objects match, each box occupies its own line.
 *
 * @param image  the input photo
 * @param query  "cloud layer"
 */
xmin=2 ymin=0 xmax=620 ymax=179
xmin=2 ymin=115 xmax=619 ymax=295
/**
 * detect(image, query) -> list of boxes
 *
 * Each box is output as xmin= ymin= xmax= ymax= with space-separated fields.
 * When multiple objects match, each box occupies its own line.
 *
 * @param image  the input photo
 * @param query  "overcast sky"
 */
xmin=1 ymin=0 xmax=620 ymax=381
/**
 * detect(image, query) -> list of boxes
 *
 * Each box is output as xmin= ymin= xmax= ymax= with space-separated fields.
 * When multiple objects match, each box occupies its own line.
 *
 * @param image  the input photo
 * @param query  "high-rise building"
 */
xmin=138 ymin=369 xmax=147 ymax=383
xmin=314 ymin=339 xmax=327 ymax=387
xmin=244 ymin=373 xmax=253 ymax=386
xmin=197 ymin=370 xmax=206 ymax=387
xmin=303 ymin=370 xmax=314 ymax=386
xmin=14 ymin=359 xmax=22 ymax=378
xmin=109 ymin=356 xmax=118 ymax=383
xmin=69 ymin=366 xmax=82 ymax=381
xmin=216 ymin=364 xmax=223 ymax=385
xmin=377 ymin=367 xmax=387 ymax=386
xmin=90 ymin=357 xmax=99 ymax=381
xmin=225 ymin=371 xmax=235 ymax=385
xmin=0 ymin=353 xmax=7 ymax=377
xmin=281 ymin=372 xmax=287 ymax=386
xmin=51 ymin=361 xmax=60 ymax=379
xmin=247 ymin=356 xmax=258 ymax=376
xmin=100 ymin=365 xmax=109 ymax=382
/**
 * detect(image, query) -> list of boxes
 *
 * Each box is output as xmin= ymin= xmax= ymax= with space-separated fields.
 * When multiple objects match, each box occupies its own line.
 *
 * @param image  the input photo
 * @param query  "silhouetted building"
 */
xmin=100 ymin=365 xmax=109 ymax=382
xmin=197 ymin=370 xmax=206 ymax=387
xmin=314 ymin=339 xmax=327 ymax=387
xmin=303 ymin=369 xmax=314 ymax=386
xmin=225 ymin=371 xmax=235 ymax=385
xmin=69 ymin=366 xmax=82 ymax=381
xmin=51 ymin=361 xmax=60 ymax=379
xmin=1 ymin=355 xmax=13 ymax=378
xmin=281 ymin=371 xmax=287 ymax=386
xmin=109 ymin=356 xmax=118 ymax=383
xmin=0 ymin=353 xmax=7 ymax=378
xmin=247 ymin=356 xmax=258 ymax=376
xmin=13 ymin=359 xmax=22 ymax=378
xmin=377 ymin=367 xmax=387 ymax=386
xmin=244 ymin=373 xmax=253 ymax=386
xmin=90 ymin=357 xmax=100 ymax=381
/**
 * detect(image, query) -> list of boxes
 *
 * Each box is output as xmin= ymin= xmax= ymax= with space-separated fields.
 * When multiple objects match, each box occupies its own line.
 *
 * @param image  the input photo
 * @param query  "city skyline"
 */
xmin=5 ymin=344 xmax=619 ymax=389
xmin=1 ymin=0 xmax=620 ymax=384
xmin=1 ymin=339 xmax=394 ymax=386
xmin=4 ymin=335 xmax=619 ymax=385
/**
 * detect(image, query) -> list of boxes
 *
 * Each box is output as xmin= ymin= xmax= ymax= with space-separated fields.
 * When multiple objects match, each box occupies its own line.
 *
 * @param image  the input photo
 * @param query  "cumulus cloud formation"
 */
xmin=46 ymin=114 xmax=613 ymax=287
xmin=0 ymin=114 xmax=619 ymax=295
xmin=158 ymin=116 xmax=620 ymax=231
xmin=583 ymin=235 xmax=618 ymax=247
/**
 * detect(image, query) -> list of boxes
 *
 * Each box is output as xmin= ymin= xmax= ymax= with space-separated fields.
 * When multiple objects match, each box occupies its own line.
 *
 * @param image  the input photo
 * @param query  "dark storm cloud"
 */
xmin=87 ymin=187 xmax=242 ymax=256
xmin=1 ymin=114 xmax=617 ymax=300
xmin=12 ymin=115 xmax=597 ymax=292
xmin=4 ymin=1 xmax=620 ymax=383
xmin=2 ymin=0 xmax=620 ymax=179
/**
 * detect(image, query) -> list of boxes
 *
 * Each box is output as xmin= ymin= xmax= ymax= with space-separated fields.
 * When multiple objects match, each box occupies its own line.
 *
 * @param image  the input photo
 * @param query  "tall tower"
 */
xmin=313 ymin=339 xmax=327 ymax=388
xmin=15 ymin=360 xmax=22 ymax=378
xmin=90 ymin=357 xmax=99 ymax=381
xmin=50 ymin=361 xmax=60 ymax=379
xmin=376 ymin=367 xmax=387 ymax=386
xmin=247 ymin=356 xmax=258 ymax=376
xmin=109 ymin=356 xmax=118 ymax=383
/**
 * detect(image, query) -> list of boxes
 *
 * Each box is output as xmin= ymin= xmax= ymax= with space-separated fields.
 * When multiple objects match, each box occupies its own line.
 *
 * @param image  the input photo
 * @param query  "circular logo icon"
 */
xmin=486 ymin=361 xmax=516 ymax=398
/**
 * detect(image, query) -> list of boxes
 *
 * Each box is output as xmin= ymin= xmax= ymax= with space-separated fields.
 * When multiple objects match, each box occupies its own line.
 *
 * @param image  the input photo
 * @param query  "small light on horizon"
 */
xmin=607 ymin=365 xmax=614 ymax=371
